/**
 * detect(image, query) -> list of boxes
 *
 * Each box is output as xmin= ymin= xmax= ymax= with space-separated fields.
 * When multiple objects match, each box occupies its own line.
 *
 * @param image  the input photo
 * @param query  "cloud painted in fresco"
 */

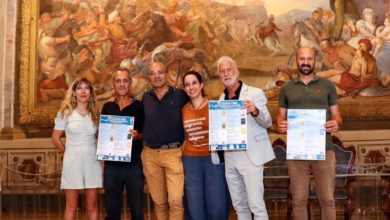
xmin=263 ymin=0 xmax=329 ymax=15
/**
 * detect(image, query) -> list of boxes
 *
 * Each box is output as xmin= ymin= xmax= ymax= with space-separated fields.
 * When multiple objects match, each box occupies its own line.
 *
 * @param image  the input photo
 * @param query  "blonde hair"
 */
xmin=58 ymin=78 xmax=99 ymax=124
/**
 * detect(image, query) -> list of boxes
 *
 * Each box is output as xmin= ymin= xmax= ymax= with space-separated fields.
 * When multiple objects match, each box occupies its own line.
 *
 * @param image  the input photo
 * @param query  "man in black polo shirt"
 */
xmin=101 ymin=68 xmax=145 ymax=220
xmin=141 ymin=62 xmax=188 ymax=220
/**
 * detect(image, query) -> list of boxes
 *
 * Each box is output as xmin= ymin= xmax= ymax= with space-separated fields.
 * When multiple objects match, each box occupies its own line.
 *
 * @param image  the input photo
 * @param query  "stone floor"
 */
xmin=0 ymin=198 xmax=388 ymax=220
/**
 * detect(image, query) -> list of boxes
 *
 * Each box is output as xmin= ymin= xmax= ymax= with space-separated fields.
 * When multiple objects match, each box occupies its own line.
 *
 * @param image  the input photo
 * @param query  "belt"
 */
xmin=145 ymin=142 xmax=181 ymax=150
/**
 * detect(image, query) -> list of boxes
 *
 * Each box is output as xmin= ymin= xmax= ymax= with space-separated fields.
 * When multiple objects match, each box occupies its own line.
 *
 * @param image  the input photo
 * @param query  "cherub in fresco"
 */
xmin=372 ymin=15 xmax=390 ymax=57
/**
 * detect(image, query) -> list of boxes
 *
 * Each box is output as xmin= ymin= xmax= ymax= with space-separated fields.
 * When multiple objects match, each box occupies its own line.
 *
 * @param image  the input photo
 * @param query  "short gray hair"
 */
xmin=216 ymin=56 xmax=238 ymax=73
xmin=111 ymin=67 xmax=132 ymax=82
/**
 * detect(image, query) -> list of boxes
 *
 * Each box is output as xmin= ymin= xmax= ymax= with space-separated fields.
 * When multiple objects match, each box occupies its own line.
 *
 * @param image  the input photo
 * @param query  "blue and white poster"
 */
xmin=209 ymin=100 xmax=247 ymax=151
xmin=97 ymin=115 xmax=134 ymax=162
xmin=287 ymin=109 xmax=326 ymax=160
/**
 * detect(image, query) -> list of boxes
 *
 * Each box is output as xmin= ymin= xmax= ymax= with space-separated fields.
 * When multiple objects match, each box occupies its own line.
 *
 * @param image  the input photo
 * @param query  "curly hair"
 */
xmin=58 ymin=78 xmax=99 ymax=124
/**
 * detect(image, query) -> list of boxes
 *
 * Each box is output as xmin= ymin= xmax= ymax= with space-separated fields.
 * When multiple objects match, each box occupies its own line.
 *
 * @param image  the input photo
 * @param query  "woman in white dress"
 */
xmin=51 ymin=78 xmax=102 ymax=220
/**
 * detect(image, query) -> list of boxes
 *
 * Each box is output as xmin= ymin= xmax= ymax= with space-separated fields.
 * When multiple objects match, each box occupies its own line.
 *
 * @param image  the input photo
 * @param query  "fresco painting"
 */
xmin=19 ymin=0 xmax=390 ymax=126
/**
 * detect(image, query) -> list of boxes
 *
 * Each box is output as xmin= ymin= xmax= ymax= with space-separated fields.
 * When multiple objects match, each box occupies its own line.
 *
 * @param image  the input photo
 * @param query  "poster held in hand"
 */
xmin=287 ymin=109 xmax=326 ymax=160
xmin=97 ymin=115 xmax=134 ymax=162
xmin=209 ymin=100 xmax=247 ymax=151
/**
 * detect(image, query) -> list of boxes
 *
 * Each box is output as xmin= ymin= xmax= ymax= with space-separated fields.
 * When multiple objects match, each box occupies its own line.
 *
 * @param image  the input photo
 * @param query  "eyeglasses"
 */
xmin=148 ymin=70 xmax=165 ymax=76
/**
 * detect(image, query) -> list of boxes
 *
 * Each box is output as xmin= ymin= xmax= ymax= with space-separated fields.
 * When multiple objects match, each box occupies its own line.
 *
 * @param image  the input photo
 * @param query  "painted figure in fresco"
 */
xmin=340 ymin=15 xmax=358 ymax=42
xmin=256 ymin=14 xmax=283 ymax=56
xmin=305 ymin=8 xmax=325 ymax=43
xmin=264 ymin=66 xmax=296 ymax=99
xmin=373 ymin=15 xmax=390 ymax=57
xmin=38 ymin=22 xmax=72 ymax=103
xmin=320 ymin=40 xmax=356 ymax=71
xmin=317 ymin=39 xmax=382 ymax=96
xmin=244 ymin=22 xmax=260 ymax=45
xmin=330 ymin=0 xmax=360 ymax=39
xmin=131 ymin=10 xmax=175 ymax=51
xmin=376 ymin=15 xmax=390 ymax=87
xmin=289 ymin=8 xmax=328 ymax=66
xmin=98 ymin=6 xmax=136 ymax=65
xmin=38 ymin=12 xmax=52 ymax=37
xmin=35 ymin=0 xmax=390 ymax=106
xmin=53 ymin=9 xmax=83 ymax=57
xmin=149 ymin=41 xmax=212 ymax=87
xmin=347 ymin=7 xmax=377 ymax=49
xmin=73 ymin=11 xmax=109 ymax=79
xmin=185 ymin=4 xmax=220 ymax=60
xmin=161 ymin=2 xmax=193 ymax=42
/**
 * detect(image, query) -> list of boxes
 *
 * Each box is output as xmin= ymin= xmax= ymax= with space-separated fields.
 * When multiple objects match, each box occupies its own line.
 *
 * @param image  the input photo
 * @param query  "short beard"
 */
xmin=298 ymin=64 xmax=314 ymax=75
xmin=223 ymin=77 xmax=237 ymax=87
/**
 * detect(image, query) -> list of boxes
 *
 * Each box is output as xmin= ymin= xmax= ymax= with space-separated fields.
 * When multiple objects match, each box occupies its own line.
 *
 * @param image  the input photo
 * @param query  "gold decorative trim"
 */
xmin=19 ymin=0 xmax=56 ymax=127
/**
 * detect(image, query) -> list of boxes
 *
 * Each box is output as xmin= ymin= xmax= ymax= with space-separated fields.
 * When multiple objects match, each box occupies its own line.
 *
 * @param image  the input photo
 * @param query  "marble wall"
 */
xmin=0 ymin=0 xmax=389 ymax=140
xmin=0 ymin=0 xmax=18 ymax=137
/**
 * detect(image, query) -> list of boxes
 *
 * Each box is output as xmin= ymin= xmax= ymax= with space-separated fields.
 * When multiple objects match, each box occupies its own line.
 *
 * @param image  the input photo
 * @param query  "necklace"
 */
xmin=192 ymin=97 xmax=207 ymax=110
xmin=76 ymin=108 xmax=89 ymax=116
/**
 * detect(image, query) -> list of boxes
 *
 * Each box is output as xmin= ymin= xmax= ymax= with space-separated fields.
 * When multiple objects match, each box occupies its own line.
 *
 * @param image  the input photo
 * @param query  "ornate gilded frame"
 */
xmin=18 ymin=0 xmax=57 ymax=127
xmin=17 ymin=0 xmax=390 ymax=127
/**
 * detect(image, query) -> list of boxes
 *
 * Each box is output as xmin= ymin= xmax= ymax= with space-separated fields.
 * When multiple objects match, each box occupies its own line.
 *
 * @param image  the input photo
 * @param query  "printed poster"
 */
xmin=209 ymin=100 xmax=247 ymax=150
xmin=97 ymin=115 xmax=134 ymax=162
xmin=287 ymin=109 xmax=326 ymax=160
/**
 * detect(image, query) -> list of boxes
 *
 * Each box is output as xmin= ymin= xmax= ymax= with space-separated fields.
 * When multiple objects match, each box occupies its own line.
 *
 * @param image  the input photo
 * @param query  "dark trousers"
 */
xmin=104 ymin=161 xmax=145 ymax=220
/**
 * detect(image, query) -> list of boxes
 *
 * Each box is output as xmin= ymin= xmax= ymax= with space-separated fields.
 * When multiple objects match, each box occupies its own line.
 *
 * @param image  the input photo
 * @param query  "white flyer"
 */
xmin=96 ymin=115 xmax=134 ymax=162
xmin=287 ymin=109 xmax=326 ymax=160
xmin=209 ymin=100 xmax=247 ymax=151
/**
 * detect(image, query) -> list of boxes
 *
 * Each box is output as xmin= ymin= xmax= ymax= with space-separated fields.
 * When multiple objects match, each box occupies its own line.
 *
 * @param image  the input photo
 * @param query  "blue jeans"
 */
xmin=104 ymin=161 xmax=145 ymax=220
xmin=183 ymin=155 xmax=229 ymax=220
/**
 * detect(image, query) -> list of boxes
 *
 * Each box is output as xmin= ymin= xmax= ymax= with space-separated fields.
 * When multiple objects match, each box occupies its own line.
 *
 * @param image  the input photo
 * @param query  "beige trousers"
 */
xmin=141 ymin=147 xmax=184 ymax=220
xmin=287 ymin=150 xmax=336 ymax=220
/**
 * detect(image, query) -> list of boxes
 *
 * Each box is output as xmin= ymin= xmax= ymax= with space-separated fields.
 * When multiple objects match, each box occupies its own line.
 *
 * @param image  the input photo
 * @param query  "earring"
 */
xmin=88 ymin=97 xmax=93 ymax=102
xmin=72 ymin=96 xmax=76 ymax=103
